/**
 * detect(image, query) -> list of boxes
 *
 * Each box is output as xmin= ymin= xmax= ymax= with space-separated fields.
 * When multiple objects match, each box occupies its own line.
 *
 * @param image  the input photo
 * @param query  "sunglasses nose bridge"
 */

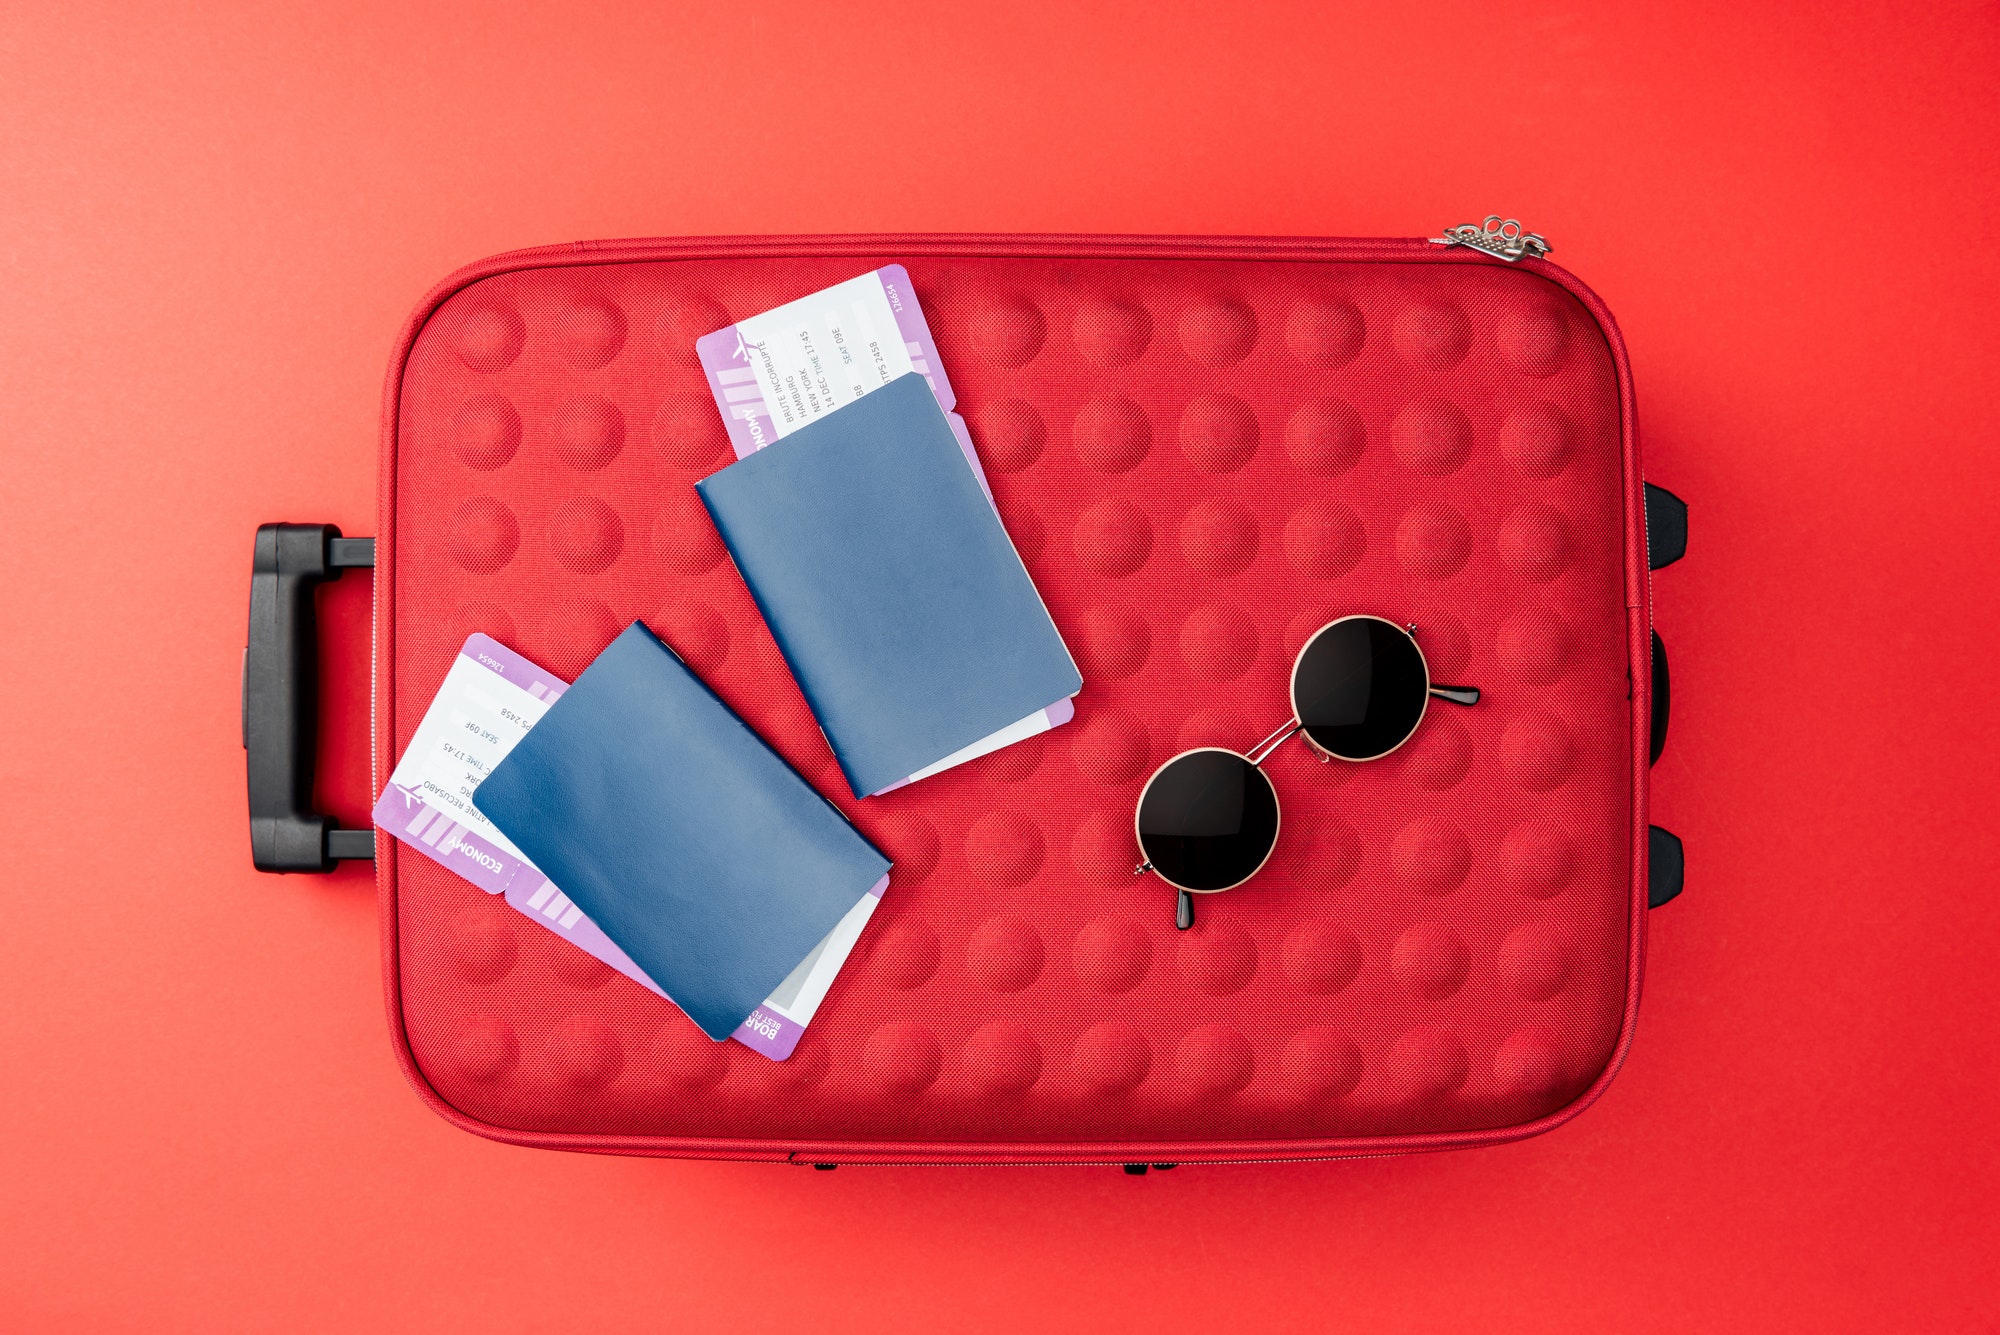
xmin=1138 ymin=616 xmax=1478 ymax=926
xmin=1243 ymin=717 xmax=1303 ymax=767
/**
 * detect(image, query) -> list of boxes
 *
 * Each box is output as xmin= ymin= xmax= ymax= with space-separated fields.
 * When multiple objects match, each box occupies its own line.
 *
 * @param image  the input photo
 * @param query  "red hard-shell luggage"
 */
xmin=246 ymin=224 xmax=1688 ymax=1165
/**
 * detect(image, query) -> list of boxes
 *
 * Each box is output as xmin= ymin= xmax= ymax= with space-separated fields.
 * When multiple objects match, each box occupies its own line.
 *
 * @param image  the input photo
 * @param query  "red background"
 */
xmin=2 ymin=1 xmax=1995 ymax=1329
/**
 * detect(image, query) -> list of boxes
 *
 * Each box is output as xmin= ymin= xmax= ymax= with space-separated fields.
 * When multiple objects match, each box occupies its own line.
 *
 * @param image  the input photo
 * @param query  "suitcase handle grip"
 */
xmin=244 ymin=523 xmax=376 ymax=872
xmin=1644 ymin=480 xmax=1686 ymax=906
xmin=1644 ymin=480 xmax=1684 ymax=765
xmin=1650 ymin=629 xmax=1670 ymax=765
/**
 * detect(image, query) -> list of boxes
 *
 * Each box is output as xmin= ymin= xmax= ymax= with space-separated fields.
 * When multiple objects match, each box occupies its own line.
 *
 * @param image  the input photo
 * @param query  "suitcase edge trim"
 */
xmin=372 ymin=234 xmax=1655 ymax=1163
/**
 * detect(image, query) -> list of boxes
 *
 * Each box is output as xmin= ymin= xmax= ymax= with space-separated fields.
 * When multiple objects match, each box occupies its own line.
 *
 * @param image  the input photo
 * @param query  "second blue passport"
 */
xmin=696 ymin=373 xmax=1082 ymax=798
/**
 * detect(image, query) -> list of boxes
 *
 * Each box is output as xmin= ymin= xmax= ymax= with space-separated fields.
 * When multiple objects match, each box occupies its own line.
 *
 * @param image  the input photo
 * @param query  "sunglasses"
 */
xmin=1133 ymin=615 xmax=1481 ymax=929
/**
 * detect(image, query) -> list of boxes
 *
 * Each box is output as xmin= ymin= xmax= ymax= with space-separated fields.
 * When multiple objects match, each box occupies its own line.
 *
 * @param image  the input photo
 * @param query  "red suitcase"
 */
xmin=246 ymin=223 xmax=1687 ymax=1165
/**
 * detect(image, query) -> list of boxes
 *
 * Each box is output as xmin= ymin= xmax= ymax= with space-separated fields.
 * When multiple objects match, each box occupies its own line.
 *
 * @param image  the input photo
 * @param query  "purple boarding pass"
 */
xmin=694 ymin=264 xmax=992 ymax=499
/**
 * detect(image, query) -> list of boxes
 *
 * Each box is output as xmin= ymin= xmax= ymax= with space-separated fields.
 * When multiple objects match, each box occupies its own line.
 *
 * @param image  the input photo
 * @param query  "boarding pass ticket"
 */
xmin=694 ymin=265 xmax=987 ymax=487
xmin=695 ymin=266 xmax=1073 ymax=791
xmin=371 ymin=633 xmax=884 ymax=1060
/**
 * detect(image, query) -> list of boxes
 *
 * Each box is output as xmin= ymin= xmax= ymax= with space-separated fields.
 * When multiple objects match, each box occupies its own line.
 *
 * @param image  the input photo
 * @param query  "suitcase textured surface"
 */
xmin=375 ymin=235 xmax=1650 ymax=1163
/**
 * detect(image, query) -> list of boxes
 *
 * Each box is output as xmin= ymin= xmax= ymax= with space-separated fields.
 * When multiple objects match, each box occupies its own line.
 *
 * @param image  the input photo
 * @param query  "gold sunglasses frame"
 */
xmin=1132 ymin=616 xmax=1481 ymax=929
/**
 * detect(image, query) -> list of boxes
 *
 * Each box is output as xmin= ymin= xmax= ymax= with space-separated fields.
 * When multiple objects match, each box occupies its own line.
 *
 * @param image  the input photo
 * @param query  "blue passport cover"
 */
xmin=470 ymin=621 xmax=890 ymax=1041
xmin=695 ymin=373 xmax=1083 ymax=798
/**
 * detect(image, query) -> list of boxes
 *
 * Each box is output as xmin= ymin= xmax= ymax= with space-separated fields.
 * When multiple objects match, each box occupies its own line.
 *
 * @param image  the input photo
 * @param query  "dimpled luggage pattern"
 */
xmin=376 ymin=236 xmax=1650 ymax=1163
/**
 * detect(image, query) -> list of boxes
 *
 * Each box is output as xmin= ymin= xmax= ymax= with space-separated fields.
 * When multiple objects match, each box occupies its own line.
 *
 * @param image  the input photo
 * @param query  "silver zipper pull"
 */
xmin=1431 ymin=216 xmax=1551 ymax=262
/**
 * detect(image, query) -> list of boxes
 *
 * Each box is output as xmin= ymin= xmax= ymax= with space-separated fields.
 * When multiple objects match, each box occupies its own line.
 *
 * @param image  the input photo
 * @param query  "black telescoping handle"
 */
xmin=245 ymin=523 xmax=376 ymax=872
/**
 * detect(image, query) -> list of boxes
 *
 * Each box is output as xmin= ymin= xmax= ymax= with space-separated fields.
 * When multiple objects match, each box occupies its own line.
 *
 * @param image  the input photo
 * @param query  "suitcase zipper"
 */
xmin=1430 ymin=215 xmax=1551 ymax=262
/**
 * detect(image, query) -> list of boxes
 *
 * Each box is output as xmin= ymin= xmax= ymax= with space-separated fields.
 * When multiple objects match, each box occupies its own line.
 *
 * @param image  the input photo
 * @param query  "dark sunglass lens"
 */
xmin=1294 ymin=619 xmax=1429 ymax=760
xmin=1137 ymin=751 xmax=1280 ymax=892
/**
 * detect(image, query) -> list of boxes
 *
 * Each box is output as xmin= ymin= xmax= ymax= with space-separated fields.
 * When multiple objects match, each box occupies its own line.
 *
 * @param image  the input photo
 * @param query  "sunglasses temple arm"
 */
xmin=1138 ymin=861 xmax=1197 ymax=931
xmin=1244 ymin=717 xmax=1303 ymax=767
xmin=1430 ymin=684 xmax=1481 ymax=706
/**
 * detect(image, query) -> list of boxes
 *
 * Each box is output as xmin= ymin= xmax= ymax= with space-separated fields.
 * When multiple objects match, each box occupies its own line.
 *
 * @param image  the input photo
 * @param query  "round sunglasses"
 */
xmin=1133 ymin=615 xmax=1481 ymax=929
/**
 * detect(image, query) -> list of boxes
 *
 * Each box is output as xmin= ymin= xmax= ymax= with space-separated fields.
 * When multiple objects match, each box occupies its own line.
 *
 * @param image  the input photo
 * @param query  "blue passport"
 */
xmin=696 ymin=373 xmax=1083 ymax=798
xmin=470 ymin=622 xmax=890 ymax=1041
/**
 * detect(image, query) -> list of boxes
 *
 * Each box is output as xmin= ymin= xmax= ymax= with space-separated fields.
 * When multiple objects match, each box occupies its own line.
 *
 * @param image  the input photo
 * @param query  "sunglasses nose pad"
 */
xmin=1176 ymin=889 xmax=1195 ymax=931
